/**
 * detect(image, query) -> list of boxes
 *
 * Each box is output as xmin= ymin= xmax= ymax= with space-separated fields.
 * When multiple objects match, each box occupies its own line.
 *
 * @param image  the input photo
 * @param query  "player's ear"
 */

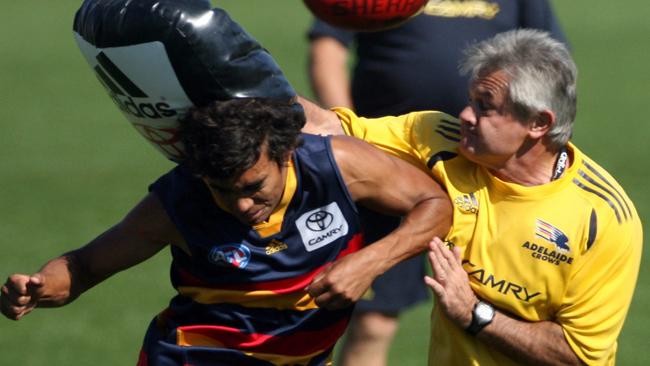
xmin=528 ymin=109 xmax=555 ymax=139
xmin=281 ymin=150 xmax=294 ymax=166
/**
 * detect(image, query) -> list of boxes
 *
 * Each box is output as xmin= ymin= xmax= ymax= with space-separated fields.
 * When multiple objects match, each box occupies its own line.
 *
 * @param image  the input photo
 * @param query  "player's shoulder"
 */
xmin=329 ymin=134 xmax=377 ymax=159
xmin=405 ymin=109 xmax=458 ymax=124
xmin=404 ymin=110 xmax=460 ymax=139
xmin=402 ymin=110 xmax=460 ymax=167
xmin=567 ymin=143 xmax=640 ymax=232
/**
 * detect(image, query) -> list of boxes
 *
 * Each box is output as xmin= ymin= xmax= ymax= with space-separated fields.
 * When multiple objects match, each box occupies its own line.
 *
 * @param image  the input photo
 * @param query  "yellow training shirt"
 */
xmin=335 ymin=107 xmax=643 ymax=366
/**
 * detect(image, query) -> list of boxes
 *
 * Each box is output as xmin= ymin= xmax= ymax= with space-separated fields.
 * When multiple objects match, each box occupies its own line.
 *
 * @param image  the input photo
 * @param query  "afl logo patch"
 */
xmin=208 ymin=244 xmax=251 ymax=269
xmin=296 ymin=202 xmax=349 ymax=252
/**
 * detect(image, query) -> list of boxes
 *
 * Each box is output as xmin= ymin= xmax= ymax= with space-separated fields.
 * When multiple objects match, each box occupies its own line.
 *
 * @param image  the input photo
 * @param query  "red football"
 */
xmin=303 ymin=0 xmax=427 ymax=32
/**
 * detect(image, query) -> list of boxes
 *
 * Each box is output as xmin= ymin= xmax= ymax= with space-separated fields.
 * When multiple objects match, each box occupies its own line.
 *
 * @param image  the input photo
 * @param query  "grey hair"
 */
xmin=460 ymin=29 xmax=577 ymax=149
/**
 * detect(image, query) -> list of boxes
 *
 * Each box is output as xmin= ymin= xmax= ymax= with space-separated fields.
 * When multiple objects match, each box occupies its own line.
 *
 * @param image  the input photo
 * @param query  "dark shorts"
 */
xmin=355 ymin=208 xmax=430 ymax=315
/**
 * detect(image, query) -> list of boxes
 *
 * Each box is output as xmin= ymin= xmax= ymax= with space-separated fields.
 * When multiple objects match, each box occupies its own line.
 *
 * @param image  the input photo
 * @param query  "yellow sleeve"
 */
xmin=334 ymin=107 xmax=459 ymax=174
xmin=557 ymin=209 xmax=643 ymax=364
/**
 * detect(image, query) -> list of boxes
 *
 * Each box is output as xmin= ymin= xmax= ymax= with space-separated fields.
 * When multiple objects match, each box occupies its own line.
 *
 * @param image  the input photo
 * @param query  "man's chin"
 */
xmin=458 ymin=143 xmax=474 ymax=158
xmin=241 ymin=212 xmax=270 ymax=226
xmin=459 ymin=144 xmax=486 ymax=165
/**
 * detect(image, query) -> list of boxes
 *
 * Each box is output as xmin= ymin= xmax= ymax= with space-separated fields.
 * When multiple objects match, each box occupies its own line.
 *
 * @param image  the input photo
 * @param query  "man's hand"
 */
xmin=307 ymin=251 xmax=380 ymax=309
xmin=1 ymin=273 xmax=46 ymax=320
xmin=298 ymin=97 xmax=345 ymax=136
xmin=424 ymin=237 xmax=478 ymax=329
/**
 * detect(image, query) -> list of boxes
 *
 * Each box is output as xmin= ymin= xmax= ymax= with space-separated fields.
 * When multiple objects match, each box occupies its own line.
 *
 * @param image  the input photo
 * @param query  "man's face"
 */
xmin=204 ymin=150 xmax=289 ymax=226
xmin=458 ymin=70 xmax=531 ymax=168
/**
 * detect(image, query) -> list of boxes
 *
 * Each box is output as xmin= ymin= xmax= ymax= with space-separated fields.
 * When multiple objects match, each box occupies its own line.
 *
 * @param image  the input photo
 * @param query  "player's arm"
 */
xmin=1 ymin=193 xmax=183 ymax=320
xmin=307 ymin=136 xmax=451 ymax=308
xmin=309 ymin=36 xmax=353 ymax=108
xmin=307 ymin=19 xmax=354 ymax=109
xmin=427 ymin=199 xmax=643 ymax=366
xmin=301 ymin=98 xmax=458 ymax=173
xmin=299 ymin=96 xmax=345 ymax=135
xmin=425 ymin=237 xmax=584 ymax=366
xmin=479 ymin=312 xmax=585 ymax=365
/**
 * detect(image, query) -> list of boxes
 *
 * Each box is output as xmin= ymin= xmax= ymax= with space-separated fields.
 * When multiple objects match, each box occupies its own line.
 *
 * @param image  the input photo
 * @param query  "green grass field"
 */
xmin=1 ymin=1 xmax=648 ymax=364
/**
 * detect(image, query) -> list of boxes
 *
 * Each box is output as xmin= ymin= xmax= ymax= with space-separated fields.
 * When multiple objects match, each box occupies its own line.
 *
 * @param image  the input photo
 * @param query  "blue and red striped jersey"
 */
xmin=141 ymin=134 xmax=363 ymax=366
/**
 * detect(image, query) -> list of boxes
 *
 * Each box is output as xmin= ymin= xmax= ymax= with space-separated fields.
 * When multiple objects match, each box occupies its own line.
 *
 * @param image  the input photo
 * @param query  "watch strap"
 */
xmin=465 ymin=300 xmax=495 ymax=336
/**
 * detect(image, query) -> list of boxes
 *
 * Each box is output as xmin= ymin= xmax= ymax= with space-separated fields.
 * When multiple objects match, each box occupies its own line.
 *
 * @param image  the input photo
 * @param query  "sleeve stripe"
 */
xmin=577 ymin=169 xmax=629 ymax=221
xmin=427 ymin=151 xmax=457 ymax=169
xmin=441 ymin=118 xmax=461 ymax=128
xmin=572 ymin=178 xmax=622 ymax=224
xmin=583 ymin=161 xmax=633 ymax=218
xmin=586 ymin=209 xmax=598 ymax=250
xmin=437 ymin=124 xmax=461 ymax=135
xmin=435 ymin=129 xmax=460 ymax=142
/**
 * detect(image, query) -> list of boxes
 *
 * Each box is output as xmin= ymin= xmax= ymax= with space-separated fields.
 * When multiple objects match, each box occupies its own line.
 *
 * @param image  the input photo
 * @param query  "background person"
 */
xmin=307 ymin=1 xmax=566 ymax=364
xmin=1 ymin=98 xmax=451 ymax=365
xmin=303 ymin=29 xmax=642 ymax=366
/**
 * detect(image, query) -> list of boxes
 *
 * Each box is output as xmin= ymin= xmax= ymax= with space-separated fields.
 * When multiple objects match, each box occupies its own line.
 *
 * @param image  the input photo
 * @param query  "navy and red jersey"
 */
xmin=139 ymin=134 xmax=362 ymax=366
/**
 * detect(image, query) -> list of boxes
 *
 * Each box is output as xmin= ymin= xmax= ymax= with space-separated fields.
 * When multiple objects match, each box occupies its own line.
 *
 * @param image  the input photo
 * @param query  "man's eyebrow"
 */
xmin=239 ymin=179 xmax=265 ymax=193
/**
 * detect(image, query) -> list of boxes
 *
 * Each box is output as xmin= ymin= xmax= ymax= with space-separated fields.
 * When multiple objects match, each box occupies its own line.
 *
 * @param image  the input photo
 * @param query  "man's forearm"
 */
xmin=34 ymin=245 xmax=111 ymax=307
xmin=308 ymin=37 xmax=353 ymax=108
xmin=305 ymin=195 xmax=449 ymax=309
xmin=477 ymin=311 xmax=584 ymax=366
xmin=29 ymin=254 xmax=82 ymax=307
xmin=427 ymin=239 xmax=585 ymax=366
xmin=370 ymin=196 xmax=451 ymax=275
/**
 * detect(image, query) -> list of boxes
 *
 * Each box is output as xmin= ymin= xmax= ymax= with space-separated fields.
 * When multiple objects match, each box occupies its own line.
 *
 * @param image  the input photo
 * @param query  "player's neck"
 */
xmin=489 ymin=145 xmax=569 ymax=186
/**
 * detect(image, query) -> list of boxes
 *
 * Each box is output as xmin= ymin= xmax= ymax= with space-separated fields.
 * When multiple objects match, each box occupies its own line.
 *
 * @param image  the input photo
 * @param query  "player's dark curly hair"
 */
xmin=180 ymin=98 xmax=305 ymax=180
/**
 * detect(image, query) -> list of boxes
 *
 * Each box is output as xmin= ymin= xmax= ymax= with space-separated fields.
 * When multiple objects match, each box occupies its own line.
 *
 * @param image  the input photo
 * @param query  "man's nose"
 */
xmin=234 ymin=197 xmax=255 ymax=214
xmin=459 ymin=105 xmax=477 ymax=125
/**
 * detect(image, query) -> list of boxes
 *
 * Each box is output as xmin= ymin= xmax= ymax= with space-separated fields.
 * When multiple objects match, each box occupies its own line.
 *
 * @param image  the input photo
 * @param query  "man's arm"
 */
xmin=298 ymin=96 xmax=345 ymax=135
xmin=1 ymin=193 xmax=183 ymax=320
xmin=480 ymin=312 xmax=584 ymax=366
xmin=307 ymin=136 xmax=451 ymax=308
xmin=309 ymin=37 xmax=353 ymax=108
xmin=425 ymin=237 xmax=584 ymax=366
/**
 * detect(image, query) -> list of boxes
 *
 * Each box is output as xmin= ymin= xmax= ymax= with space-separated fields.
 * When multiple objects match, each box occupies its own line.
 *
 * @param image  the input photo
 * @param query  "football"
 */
xmin=303 ymin=0 xmax=427 ymax=32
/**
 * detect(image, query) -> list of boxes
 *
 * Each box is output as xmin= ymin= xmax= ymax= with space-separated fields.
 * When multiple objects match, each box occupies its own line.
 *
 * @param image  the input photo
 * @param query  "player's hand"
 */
xmin=424 ymin=237 xmax=477 ymax=329
xmin=307 ymin=252 xmax=378 ymax=310
xmin=1 ymin=273 xmax=46 ymax=320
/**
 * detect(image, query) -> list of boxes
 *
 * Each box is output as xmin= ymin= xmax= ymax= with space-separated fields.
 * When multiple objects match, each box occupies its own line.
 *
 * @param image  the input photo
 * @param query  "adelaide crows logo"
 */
xmin=209 ymin=244 xmax=251 ymax=269
xmin=535 ymin=219 xmax=570 ymax=252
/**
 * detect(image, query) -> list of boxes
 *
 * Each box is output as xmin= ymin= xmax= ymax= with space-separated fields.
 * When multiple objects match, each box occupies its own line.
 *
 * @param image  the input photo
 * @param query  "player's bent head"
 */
xmin=180 ymin=98 xmax=305 ymax=180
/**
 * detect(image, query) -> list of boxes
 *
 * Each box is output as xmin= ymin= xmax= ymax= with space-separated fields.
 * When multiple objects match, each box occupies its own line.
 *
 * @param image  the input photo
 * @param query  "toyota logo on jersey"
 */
xmin=208 ymin=244 xmax=251 ymax=269
xmin=306 ymin=211 xmax=334 ymax=231
xmin=296 ymin=202 xmax=349 ymax=252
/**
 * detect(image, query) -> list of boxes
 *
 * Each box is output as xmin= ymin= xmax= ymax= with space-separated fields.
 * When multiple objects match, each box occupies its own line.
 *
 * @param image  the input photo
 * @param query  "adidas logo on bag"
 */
xmin=94 ymin=52 xmax=177 ymax=120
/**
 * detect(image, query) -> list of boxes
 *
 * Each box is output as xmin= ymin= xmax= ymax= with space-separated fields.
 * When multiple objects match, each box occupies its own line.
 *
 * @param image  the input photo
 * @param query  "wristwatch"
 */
xmin=466 ymin=300 xmax=495 ymax=336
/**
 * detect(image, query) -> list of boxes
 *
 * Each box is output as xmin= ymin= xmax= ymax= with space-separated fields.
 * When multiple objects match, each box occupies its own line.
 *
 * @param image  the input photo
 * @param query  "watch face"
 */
xmin=476 ymin=302 xmax=494 ymax=320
